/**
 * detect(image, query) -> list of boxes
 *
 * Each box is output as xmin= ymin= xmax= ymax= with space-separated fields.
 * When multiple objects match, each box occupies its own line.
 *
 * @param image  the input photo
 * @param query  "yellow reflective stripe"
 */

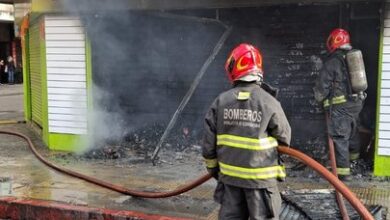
xmin=237 ymin=92 xmax=250 ymax=100
xmin=349 ymin=153 xmax=360 ymax=161
xmin=217 ymin=135 xmax=278 ymax=151
xmin=323 ymin=95 xmax=347 ymax=107
xmin=337 ymin=167 xmax=351 ymax=175
xmin=219 ymin=162 xmax=286 ymax=180
xmin=205 ymin=158 xmax=218 ymax=168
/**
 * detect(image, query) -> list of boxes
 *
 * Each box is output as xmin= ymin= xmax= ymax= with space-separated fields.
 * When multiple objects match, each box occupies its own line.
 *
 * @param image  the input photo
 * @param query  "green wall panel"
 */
xmin=29 ymin=19 xmax=43 ymax=127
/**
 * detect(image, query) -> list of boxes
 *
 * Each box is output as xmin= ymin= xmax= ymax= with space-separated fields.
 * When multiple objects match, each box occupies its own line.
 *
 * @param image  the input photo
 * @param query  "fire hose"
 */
xmin=0 ymin=130 xmax=373 ymax=220
xmin=326 ymin=113 xmax=350 ymax=220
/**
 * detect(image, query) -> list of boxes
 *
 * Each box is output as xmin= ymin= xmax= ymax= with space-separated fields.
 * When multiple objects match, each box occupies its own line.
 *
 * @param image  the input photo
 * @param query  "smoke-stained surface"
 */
xmin=59 ymin=2 xmax=380 ymax=163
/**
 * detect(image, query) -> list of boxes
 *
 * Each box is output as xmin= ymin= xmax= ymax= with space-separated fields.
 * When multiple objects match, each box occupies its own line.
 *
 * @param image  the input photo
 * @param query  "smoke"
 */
xmin=58 ymin=1 xmax=228 ymax=153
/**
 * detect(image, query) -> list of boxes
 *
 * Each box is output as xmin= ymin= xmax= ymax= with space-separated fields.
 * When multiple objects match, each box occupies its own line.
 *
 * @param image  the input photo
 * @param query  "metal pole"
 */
xmin=151 ymin=27 xmax=233 ymax=164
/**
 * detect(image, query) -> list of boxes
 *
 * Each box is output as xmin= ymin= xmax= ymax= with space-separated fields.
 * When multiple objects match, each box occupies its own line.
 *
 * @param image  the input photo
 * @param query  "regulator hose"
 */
xmin=0 ymin=130 xmax=373 ymax=219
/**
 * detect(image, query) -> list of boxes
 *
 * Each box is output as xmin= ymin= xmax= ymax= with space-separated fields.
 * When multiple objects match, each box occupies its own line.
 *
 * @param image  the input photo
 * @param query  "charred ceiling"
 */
xmin=52 ymin=0 xmax=384 ymax=12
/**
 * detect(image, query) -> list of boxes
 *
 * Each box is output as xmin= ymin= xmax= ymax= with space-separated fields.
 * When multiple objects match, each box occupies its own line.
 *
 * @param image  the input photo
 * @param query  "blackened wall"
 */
xmin=87 ymin=2 xmax=381 ymax=159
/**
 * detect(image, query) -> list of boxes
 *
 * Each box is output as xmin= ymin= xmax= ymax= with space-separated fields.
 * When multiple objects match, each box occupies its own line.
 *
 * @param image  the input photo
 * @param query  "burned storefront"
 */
xmin=19 ymin=0 xmax=388 ymax=177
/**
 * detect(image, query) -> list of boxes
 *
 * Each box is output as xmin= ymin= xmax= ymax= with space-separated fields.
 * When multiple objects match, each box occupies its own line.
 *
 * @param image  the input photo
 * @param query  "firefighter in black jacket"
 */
xmin=202 ymin=43 xmax=291 ymax=220
xmin=313 ymin=28 xmax=366 ymax=181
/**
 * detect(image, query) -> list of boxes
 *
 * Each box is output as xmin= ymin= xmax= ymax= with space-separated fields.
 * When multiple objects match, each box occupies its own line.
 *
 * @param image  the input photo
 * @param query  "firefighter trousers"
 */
xmin=215 ymin=183 xmax=281 ymax=220
xmin=327 ymin=101 xmax=362 ymax=175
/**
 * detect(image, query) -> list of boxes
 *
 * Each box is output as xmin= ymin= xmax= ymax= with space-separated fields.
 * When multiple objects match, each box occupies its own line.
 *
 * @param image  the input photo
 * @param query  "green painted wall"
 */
xmin=22 ymin=29 xmax=31 ymax=121
xmin=29 ymin=17 xmax=43 ymax=127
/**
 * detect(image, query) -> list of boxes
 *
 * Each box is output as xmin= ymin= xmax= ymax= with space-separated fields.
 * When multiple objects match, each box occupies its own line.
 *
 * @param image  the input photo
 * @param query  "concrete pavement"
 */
xmin=0 ymin=84 xmax=24 ymax=121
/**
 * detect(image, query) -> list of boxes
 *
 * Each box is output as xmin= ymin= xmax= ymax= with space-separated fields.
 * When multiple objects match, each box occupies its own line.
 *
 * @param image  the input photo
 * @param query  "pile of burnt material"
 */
xmin=281 ymin=189 xmax=385 ymax=220
xmin=83 ymin=123 xmax=202 ymax=163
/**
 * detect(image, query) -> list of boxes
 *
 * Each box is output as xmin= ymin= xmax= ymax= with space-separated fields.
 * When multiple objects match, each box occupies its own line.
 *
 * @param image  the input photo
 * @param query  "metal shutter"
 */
xmin=29 ymin=19 xmax=43 ymax=127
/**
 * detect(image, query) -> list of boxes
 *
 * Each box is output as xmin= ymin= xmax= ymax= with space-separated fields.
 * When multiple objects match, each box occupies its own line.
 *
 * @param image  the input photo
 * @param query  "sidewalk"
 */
xmin=0 ymin=84 xmax=24 ymax=121
xmin=0 ymin=84 xmax=388 ymax=219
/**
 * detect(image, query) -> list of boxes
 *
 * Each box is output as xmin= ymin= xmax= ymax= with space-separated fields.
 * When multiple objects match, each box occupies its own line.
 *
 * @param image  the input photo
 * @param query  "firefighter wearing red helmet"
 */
xmin=314 ymin=28 xmax=367 ymax=181
xmin=202 ymin=43 xmax=291 ymax=219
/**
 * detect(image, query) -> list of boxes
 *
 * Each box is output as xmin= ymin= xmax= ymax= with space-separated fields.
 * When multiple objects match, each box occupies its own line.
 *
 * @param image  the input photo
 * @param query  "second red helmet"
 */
xmin=225 ymin=43 xmax=263 ymax=83
xmin=326 ymin=28 xmax=351 ymax=53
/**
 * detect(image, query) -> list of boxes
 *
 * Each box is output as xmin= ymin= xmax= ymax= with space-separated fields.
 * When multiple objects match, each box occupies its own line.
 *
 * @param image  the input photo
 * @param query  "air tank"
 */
xmin=346 ymin=49 xmax=368 ymax=93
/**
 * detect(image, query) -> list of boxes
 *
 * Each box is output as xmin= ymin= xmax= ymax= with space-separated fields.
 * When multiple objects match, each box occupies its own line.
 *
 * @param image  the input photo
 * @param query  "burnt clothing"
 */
xmin=217 ymin=183 xmax=281 ymax=220
xmin=313 ymin=48 xmax=364 ymax=175
xmin=202 ymin=82 xmax=291 ymax=189
xmin=329 ymin=101 xmax=362 ymax=175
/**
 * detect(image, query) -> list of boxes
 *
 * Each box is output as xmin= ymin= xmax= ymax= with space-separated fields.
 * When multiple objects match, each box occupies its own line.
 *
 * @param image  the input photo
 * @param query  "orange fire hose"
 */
xmin=328 ymin=136 xmax=350 ymax=220
xmin=0 ymin=130 xmax=373 ymax=219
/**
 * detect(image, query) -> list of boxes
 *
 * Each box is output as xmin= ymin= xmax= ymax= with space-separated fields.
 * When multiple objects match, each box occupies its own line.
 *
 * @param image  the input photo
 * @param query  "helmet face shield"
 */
xmin=225 ymin=43 xmax=263 ymax=83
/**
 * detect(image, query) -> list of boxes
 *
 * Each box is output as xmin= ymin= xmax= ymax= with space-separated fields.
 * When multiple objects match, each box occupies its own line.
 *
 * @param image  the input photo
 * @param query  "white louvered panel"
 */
xmin=46 ymin=41 xmax=85 ymax=48
xmin=381 ymin=80 xmax=390 ymax=88
xmin=45 ymin=19 xmax=82 ymax=27
xmin=48 ymin=107 xmax=87 ymax=115
xmin=47 ymin=74 xmax=86 ymax=82
xmin=48 ymin=94 xmax=87 ymax=102
xmin=380 ymin=105 xmax=390 ymax=114
xmin=381 ymin=97 xmax=390 ymax=105
xmin=47 ymin=81 xmax=87 ymax=89
xmin=47 ymin=61 xmax=86 ymax=68
xmin=381 ymin=71 xmax=390 ymax=80
xmin=382 ymin=63 xmax=390 ymax=71
xmin=45 ymin=27 xmax=84 ymax=34
xmin=49 ymin=120 xmax=87 ymax=128
xmin=379 ymin=122 xmax=390 ymax=131
xmin=384 ymin=37 xmax=390 ymax=45
xmin=383 ymin=46 xmax=390 ymax=53
xmin=49 ymin=127 xmax=87 ymax=135
xmin=47 ymin=68 xmax=86 ymax=75
xmin=385 ymin=19 xmax=390 ymax=28
xmin=47 ymin=54 xmax=86 ymax=62
xmin=383 ymin=54 xmax=390 ymax=61
xmin=48 ymin=101 xmax=87 ymax=108
xmin=46 ymin=33 xmax=85 ymax=41
xmin=46 ymin=47 xmax=86 ymax=55
xmin=48 ymin=88 xmax=86 ymax=96
xmin=379 ymin=114 xmax=390 ymax=122
xmin=379 ymin=130 xmax=390 ymax=139
xmin=380 ymin=15 xmax=390 ymax=154
xmin=378 ymin=148 xmax=390 ymax=156
xmin=49 ymin=114 xmax=87 ymax=122
xmin=45 ymin=15 xmax=88 ymax=135
xmin=379 ymin=139 xmax=390 ymax=147
xmin=385 ymin=28 xmax=390 ymax=37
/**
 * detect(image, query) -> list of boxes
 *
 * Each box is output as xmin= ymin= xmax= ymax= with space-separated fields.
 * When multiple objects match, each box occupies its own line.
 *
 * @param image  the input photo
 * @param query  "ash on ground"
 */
xmin=284 ymin=154 xmax=380 ymax=182
xmin=82 ymin=123 xmax=203 ymax=165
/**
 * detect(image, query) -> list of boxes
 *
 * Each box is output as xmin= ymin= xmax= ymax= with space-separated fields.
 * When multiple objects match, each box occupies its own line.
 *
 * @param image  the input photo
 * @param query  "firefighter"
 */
xmin=313 ymin=28 xmax=366 ymax=181
xmin=202 ymin=43 xmax=291 ymax=220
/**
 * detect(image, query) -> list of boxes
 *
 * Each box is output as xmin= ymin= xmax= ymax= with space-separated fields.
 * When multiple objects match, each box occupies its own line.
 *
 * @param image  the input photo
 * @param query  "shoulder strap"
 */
xmin=334 ymin=50 xmax=354 ymax=96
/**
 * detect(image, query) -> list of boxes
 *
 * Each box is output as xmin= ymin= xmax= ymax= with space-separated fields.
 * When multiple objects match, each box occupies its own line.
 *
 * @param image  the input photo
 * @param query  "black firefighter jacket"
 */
xmin=202 ymin=82 xmax=291 ymax=189
xmin=313 ymin=49 xmax=352 ymax=107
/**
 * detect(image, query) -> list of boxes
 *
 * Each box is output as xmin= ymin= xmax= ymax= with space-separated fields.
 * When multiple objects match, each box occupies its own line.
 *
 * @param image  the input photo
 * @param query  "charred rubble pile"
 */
xmin=83 ymin=123 xmax=203 ymax=163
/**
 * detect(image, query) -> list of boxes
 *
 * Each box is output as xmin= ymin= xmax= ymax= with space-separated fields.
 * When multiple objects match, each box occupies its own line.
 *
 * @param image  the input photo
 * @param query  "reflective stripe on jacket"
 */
xmin=202 ymin=82 xmax=291 ymax=189
xmin=313 ymin=49 xmax=351 ymax=107
xmin=323 ymin=95 xmax=347 ymax=107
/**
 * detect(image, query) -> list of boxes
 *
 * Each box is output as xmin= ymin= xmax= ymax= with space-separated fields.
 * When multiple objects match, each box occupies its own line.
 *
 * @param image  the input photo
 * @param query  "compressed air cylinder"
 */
xmin=346 ymin=49 xmax=368 ymax=92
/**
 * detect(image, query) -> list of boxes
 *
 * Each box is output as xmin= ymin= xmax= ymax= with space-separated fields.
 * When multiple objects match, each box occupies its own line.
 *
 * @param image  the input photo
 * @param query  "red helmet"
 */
xmin=326 ymin=28 xmax=350 ymax=53
xmin=225 ymin=43 xmax=263 ymax=83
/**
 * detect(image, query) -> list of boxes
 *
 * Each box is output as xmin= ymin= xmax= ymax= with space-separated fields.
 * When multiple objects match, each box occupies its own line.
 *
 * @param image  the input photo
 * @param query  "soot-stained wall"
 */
xmin=86 ymin=3 xmax=380 ymax=159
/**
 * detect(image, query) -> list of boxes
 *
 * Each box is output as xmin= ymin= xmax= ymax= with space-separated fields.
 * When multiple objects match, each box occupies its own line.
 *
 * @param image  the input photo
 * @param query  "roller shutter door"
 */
xmin=29 ymin=19 xmax=43 ymax=127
